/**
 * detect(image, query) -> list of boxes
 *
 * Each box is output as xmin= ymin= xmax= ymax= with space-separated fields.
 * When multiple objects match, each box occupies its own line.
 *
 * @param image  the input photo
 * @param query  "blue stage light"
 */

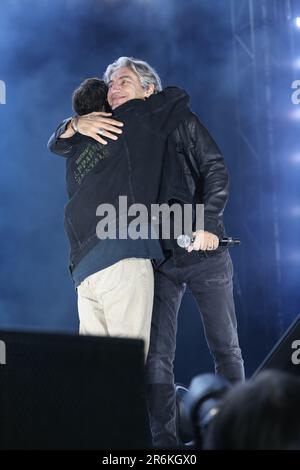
xmin=290 ymin=153 xmax=300 ymax=163
xmin=290 ymin=206 xmax=300 ymax=217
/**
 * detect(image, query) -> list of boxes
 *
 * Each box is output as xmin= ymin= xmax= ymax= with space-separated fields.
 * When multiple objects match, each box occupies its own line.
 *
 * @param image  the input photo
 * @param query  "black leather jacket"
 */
xmin=160 ymin=111 xmax=229 ymax=244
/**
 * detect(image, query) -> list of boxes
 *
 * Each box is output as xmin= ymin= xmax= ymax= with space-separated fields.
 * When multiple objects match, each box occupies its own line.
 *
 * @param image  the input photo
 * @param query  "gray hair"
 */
xmin=103 ymin=56 xmax=162 ymax=93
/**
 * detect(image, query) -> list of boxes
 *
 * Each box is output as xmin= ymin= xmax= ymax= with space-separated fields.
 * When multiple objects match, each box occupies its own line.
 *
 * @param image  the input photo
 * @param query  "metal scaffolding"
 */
xmin=230 ymin=0 xmax=287 ymax=341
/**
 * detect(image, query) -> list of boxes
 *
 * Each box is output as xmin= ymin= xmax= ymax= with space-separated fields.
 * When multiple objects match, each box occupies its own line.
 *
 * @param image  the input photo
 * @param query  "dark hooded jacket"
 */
xmin=48 ymin=87 xmax=191 ymax=271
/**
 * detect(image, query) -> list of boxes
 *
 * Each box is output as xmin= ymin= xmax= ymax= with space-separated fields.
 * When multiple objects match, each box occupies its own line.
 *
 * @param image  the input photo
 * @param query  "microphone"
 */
xmin=177 ymin=234 xmax=241 ymax=249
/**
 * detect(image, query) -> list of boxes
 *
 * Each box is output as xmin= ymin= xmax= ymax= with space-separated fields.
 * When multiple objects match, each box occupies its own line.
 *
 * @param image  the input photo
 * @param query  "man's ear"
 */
xmin=145 ymin=83 xmax=155 ymax=97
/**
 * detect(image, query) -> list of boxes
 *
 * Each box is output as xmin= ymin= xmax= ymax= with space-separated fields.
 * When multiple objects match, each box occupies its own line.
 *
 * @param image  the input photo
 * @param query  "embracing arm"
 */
xmin=47 ymin=118 xmax=77 ymax=157
xmin=47 ymin=112 xmax=124 ymax=157
xmin=139 ymin=86 xmax=190 ymax=135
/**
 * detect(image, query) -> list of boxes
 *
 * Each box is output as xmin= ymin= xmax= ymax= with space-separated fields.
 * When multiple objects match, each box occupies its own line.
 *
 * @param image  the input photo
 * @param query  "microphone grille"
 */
xmin=177 ymin=234 xmax=191 ymax=248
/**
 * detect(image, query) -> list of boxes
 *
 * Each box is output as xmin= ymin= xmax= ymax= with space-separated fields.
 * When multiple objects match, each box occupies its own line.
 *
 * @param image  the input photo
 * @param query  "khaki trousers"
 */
xmin=77 ymin=257 xmax=154 ymax=359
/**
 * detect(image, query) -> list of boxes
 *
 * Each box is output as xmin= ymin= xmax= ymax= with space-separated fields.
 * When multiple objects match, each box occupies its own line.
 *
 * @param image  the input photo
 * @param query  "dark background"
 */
xmin=0 ymin=0 xmax=300 ymax=384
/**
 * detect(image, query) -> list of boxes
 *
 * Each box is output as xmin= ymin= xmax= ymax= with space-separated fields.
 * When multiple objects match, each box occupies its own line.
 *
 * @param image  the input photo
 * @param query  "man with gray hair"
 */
xmin=103 ymin=57 xmax=244 ymax=448
xmin=103 ymin=56 xmax=163 ymax=102
xmin=48 ymin=58 xmax=189 ymax=362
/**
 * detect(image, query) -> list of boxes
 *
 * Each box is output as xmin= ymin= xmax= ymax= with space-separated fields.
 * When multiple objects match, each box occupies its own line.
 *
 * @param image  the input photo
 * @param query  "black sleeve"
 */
xmin=138 ymin=86 xmax=190 ymax=136
xmin=47 ymin=118 xmax=79 ymax=157
xmin=185 ymin=113 xmax=229 ymax=236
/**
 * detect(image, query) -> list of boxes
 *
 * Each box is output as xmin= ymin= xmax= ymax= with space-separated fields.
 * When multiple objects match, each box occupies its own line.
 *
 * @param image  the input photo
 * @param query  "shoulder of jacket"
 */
xmin=183 ymin=111 xmax=208 ymax=134
xmin=172 ymin=111 xmax=207 ymax=146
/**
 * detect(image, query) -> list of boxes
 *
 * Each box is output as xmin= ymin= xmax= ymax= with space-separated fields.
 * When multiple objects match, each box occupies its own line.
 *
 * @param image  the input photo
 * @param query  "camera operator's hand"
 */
xmin=187 ymin=230 xmax=219 ymax=252
xmin=60 ymin=112 xmax=124 ymax=145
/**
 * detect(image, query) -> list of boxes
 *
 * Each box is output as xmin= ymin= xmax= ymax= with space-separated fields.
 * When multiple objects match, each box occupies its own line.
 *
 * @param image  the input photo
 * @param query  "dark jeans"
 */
xmin=145 ymin=249 xmax=244 ymax=448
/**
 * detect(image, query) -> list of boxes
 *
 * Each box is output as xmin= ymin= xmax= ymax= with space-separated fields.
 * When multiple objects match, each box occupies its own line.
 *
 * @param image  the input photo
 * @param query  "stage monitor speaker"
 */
xmin=253 ymin=313 xmax=300 ymax=378
xmin=0 ymin=330 xmax=150 ymax=449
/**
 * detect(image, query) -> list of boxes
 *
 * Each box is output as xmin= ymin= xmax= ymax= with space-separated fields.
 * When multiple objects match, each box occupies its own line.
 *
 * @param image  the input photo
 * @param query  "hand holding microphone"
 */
xmin=177 ymin=231 xmax=240 ymax=252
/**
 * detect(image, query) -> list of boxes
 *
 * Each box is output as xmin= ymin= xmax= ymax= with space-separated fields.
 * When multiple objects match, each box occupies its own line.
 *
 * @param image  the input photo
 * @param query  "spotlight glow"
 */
xmin=290 ymin=206 xmax=300 ymax=217
xmin=288 ymin=251 xmax=300 ymax=262
xmin=296 ymin=17 xmax=300 ymax=28
xmin=290 ymin=153 xmax=300 ymax=163
xmin=289 ymin=109 xmax=300 ymax=120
